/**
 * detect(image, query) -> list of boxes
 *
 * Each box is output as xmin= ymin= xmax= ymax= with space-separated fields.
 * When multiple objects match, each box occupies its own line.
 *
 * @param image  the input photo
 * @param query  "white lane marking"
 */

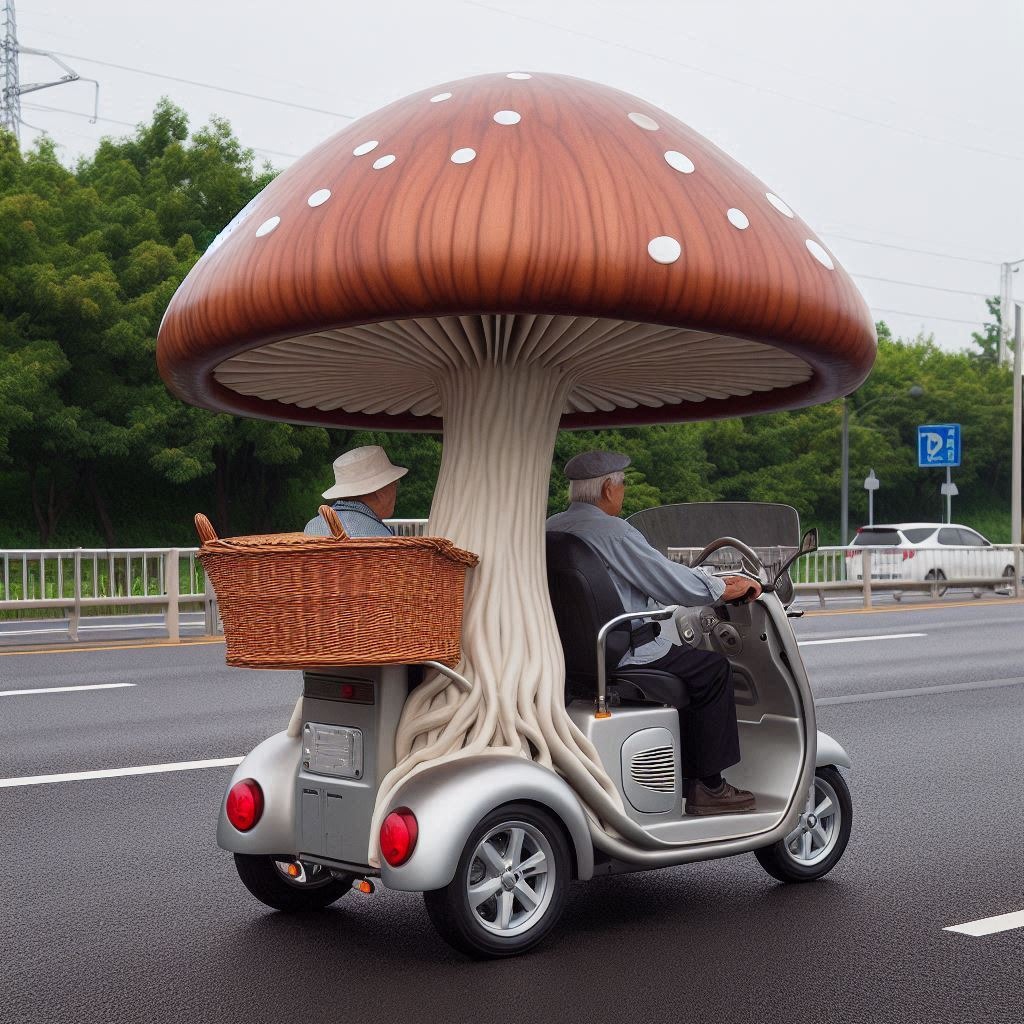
xmin=0 ymin=756 xmax=244 ymax=788
xmin=0 ymin=622 xmax=204 ymax=637
xmin=0 ymin=682 xmax=136 ymax=697
xmin=799 ymin=632 xmax=926 ymax=646
xmin=945 ymin=910 xmax=1024 ymax=936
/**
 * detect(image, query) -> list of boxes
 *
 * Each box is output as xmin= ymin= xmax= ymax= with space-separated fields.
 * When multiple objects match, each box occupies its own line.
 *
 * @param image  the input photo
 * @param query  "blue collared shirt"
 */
xmin=304 ymin=500 xmax=394 ymax=538
xmin=545 ymin=501 xmax=726 ymax=666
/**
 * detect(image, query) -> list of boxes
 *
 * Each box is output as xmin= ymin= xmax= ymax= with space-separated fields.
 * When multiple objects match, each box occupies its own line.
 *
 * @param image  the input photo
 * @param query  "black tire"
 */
xmin=423 ymin=803 xmax=571 ymax=959
xmin=755 ymin=766 xmax=853 ymax=883
xmin=233 ymin=853 xmax=352 ymax=911
xmin=925 ymin=568 xmax=948 ymax=597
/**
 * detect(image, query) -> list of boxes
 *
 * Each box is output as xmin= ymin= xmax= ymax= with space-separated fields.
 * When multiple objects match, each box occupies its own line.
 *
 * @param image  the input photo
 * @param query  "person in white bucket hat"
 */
xmin=303 ymin=445 xmax=408 ymax=537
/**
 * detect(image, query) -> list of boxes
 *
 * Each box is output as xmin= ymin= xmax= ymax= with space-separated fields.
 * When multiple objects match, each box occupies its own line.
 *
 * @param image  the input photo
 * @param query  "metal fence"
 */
xmin=1 ymin=525 xmax=1020 ymax=643
xmin=667 ymin=544 xmax=1024 ymax=607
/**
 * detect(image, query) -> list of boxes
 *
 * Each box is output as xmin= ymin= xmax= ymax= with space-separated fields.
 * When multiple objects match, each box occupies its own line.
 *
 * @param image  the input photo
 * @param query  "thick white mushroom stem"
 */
xmin=370 ymin=360 xmax=670 ymax=862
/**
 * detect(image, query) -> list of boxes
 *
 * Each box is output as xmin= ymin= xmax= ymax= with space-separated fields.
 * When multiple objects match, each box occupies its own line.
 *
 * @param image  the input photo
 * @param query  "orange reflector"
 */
xmin=286 ymin=863 xmax=301 ymax=878
xmin=595 ymin=710 xmax=612 ymax=719
xmin=355 ymin=879 xmax=374 ymax=894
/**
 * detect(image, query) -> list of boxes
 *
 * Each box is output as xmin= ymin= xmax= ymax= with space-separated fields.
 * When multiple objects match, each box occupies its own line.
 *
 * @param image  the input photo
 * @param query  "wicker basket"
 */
xmin=195 ymin=505 xmax=479 ymax=669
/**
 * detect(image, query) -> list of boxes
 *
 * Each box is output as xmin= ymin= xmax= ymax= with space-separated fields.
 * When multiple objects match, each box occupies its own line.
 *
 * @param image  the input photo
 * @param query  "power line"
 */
xmin=20 ymin=100 xmax=301 ymax=159
xmin=45 ymin=49 xmax=356 ymax=121
xmin=849 ymin=273 xmax=992 ymax=299
xmin=823 ymin=232 xmax=1001 ymax=267
xmin=871 ymin=307 xmax=987 ymax=328
xmin=467 ymin=2 xmax=1024 ymax=163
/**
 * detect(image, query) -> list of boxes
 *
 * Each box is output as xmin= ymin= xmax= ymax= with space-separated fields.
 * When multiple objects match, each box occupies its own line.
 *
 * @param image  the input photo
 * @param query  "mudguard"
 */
xmin=815 ymin=730 xmax=852 ymax=769
xmin=380 ymin=755 xmax=594 ymax=891
xmin=216 ymin=731 xmax=301 ymax=855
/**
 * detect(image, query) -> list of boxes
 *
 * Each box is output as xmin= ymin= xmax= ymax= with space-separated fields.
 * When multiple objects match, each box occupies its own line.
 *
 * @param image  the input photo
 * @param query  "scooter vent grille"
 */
xmin=629 ymin=746 xmax=676 ymax=792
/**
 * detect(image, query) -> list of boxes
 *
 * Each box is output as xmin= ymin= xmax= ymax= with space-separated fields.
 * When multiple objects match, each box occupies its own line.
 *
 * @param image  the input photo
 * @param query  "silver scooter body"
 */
xmin=217 ymin=537 xmax=849 ymax=890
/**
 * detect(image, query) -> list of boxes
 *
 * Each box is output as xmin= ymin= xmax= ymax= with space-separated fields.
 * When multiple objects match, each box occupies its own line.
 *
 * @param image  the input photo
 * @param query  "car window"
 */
xmin=956 ymin=528 xmax=988 ymax=547
xmin=937 ymin=528 xmax=962 ymax=545
xmin=901 ymin=528 xmax=936 ymax=543
xmin=853 ymin=529 xmax=901 ymax=546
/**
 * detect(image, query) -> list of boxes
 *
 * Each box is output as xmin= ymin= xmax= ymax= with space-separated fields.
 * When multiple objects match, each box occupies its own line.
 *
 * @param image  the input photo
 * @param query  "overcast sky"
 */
xmin=11 ymin=0 xmax=1024 ymax=352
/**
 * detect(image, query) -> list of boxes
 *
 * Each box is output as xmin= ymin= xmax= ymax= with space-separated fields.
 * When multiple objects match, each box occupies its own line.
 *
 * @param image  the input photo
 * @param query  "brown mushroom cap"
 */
xmin=157 ymin=72 xmax=876 ymax=429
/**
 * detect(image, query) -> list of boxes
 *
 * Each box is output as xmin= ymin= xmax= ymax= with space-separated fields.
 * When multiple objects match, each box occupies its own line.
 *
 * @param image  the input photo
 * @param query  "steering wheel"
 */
xmin=691 ymin=536 xmax=765 ymax=605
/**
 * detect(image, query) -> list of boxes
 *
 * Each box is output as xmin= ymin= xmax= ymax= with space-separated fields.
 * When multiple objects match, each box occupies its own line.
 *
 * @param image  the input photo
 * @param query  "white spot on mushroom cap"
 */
xmin=255 ymin=216 xmax=280 ymax=238
xmin=307 ymin=189 xmax=331 ymax=208
xmin=648 ymin=236 xmax=682 ymax=264
xmin=493 ymin=110 xmax=521 ymax=125
xmin=664 ymin=150 xmax=695 ymax=174
xmin=766 ymin=192 xmax=794 ymax=218
xmin=430 ymin=92 xmax=453 ymax=103
xmin=629 ymin=112 xmax=659 ymax=131
xmin=372 ymin=154 xmax=396 ymax=170
xmin=806 ymin=239 xmax=835 ymax=269
xmin=451 ymin=148 xmax=476 ymax=164
xmin=727 ymin=208 xmax=749 ymax=230
xmin=353 ymin=140 xmax=379 ymax=157
xmin=507 ymin=72 xmax=532 ymax=80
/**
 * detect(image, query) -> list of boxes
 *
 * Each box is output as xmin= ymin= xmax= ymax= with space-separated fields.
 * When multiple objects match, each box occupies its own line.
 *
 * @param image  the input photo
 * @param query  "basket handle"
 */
xmin=194 ymin=513 xmax=218 ymax=545
xmin=318 ymin=504 xmax=349 ymax=540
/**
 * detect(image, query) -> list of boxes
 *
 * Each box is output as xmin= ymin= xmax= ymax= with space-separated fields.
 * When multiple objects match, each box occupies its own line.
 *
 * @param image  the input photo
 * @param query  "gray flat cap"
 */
xmin=563 ymin=450 xmax=631 ymax=480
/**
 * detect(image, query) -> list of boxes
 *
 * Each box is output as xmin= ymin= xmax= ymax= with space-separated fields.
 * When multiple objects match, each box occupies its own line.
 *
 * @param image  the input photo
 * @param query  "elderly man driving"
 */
xmin=546 ymin=450 xmax=761 ymax=816
xmin=304 ymin=446 xmax=407 ymax=537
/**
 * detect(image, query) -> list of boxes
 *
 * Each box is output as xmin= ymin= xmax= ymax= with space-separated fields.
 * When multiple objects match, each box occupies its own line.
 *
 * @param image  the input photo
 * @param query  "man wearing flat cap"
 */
xmin=304 ymin=445 xmax=408 ymax=537
xmin=546 ymin=450 xmax=761 ymax=816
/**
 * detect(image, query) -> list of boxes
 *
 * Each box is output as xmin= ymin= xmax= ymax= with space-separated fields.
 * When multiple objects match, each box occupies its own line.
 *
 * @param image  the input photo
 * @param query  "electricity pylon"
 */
xmin=1 ymin=0 xmax=98 ymax=142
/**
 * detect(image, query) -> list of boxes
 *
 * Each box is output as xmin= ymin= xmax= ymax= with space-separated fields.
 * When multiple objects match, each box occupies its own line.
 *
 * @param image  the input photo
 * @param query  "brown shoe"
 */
xmin=685 ymin=780 xmax=757 ymax=816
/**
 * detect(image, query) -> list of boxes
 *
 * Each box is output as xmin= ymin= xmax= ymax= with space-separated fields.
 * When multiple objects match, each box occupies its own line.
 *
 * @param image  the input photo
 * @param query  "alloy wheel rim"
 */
xmin=465 ymin=820 xmax=555 ymax=937
xmin=783 ymin=776 xmax=841 ymax=866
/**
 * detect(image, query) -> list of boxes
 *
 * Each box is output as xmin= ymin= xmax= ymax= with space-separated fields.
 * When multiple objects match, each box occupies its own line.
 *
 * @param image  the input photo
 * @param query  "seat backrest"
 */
xmin=545 ymin=531 xmax=631 ymax=691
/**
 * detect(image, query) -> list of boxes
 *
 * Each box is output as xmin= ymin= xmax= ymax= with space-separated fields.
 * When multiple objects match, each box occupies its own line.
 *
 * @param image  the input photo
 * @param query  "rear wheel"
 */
xmin=755 ymin=767 xmax=852 ymax=883
xmin=234 ymin=854 xmax=352 ymax=911
xmin=1003 ymin=565 xmax=1017 ymax=590
xmin=423 ymin=803 xmax=570 ymax=959
xmin=925 ymin=568 xmax=948 ymax=597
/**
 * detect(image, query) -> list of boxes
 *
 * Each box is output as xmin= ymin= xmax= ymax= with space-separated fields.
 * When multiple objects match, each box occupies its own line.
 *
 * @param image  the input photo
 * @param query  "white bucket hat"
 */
xmin=321 ymin=445 xmax=408 ymax=500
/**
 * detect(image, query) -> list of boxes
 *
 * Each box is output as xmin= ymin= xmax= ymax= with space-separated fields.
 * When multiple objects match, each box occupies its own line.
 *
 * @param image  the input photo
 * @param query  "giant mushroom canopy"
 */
xmin=158 ymin=72 xmax=876 ymax=859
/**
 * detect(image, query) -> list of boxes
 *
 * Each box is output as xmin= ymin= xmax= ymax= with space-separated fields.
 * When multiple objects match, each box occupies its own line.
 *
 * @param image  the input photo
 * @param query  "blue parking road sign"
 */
xmin=918 ymin=423 xmax=961 ymax=467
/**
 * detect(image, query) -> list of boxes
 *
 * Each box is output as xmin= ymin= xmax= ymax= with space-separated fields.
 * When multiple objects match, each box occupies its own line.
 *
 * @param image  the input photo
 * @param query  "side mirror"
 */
xmin=771 ymin=527 xmax=818 ymax=589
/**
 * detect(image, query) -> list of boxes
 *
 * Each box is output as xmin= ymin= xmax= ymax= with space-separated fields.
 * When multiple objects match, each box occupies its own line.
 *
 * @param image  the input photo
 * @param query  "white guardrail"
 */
xmin=1 ymin=526 xmax=1021 ymax=643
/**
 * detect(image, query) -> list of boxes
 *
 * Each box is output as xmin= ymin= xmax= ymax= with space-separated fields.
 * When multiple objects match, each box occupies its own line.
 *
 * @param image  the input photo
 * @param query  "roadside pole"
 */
xmin=1012 ymin=303 xmax=1022 ymax=597
xmin=166 ymin=548 xmax=180 ymax=642
xmin=864 ymin=469 xmax=879 ymax=526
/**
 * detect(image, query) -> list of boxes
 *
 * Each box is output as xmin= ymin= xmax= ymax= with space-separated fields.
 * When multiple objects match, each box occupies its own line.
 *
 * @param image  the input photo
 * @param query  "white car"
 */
xmin=845 ymin=522 xmax=1017 ymax=590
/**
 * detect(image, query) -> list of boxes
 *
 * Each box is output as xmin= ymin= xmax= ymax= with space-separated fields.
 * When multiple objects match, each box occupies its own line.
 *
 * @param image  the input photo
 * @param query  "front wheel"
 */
xmin=234 ymin=853 xmax=352 ymax=911
xmin=423 ymin=803 xmax=571 ymax=959
xmin=755 ymin=767 xmax=852 ymax=883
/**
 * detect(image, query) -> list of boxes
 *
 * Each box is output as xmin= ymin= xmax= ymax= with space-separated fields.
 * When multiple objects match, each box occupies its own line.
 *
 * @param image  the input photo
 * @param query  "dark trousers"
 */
xmin=633 ymin=646 xmax=741 ymax=779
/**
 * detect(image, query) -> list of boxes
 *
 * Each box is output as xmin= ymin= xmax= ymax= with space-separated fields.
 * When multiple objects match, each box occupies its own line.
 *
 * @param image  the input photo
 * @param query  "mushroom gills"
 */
xmin=213 ymin=314 xmax=812 ymax=417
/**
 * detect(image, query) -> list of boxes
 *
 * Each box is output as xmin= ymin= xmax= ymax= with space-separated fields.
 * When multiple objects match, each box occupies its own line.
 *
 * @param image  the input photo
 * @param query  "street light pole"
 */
xmin=841 ymin=397 xmax=850 ymax=545
xmin=1012 ymin=303 xmax=1022 ymax=573
xmin=1000 ymin=259 xmax=1024 ymax=368
xmin=840 ymin=385 xmax=923 ymax=545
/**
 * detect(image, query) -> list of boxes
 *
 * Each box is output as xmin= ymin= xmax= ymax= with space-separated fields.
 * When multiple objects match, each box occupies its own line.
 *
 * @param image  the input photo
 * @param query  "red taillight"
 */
xmin=226 ymin=778 xmax=264 ymax=832
xmin=845 ymin=549 xmax=856 ymax=558
xmin=380 ymin=808 xmax=418 ymax=866
xmin=902 ymin=549 xmax=915 ymax=560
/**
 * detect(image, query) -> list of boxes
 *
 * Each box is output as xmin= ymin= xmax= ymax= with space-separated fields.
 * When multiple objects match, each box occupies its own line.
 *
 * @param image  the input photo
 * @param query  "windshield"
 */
xmin=853 ymin=528 xmax=901 ymax=546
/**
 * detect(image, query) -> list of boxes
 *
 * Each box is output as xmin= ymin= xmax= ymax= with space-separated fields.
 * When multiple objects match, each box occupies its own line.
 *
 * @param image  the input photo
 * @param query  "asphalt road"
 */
xmin=2 ymin=601 xmax=1023 ymax=1024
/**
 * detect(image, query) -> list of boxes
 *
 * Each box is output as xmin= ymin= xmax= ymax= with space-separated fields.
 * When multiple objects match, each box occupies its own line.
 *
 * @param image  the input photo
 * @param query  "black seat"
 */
xmin=545 ymin=531 xmax=687 ymax=707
